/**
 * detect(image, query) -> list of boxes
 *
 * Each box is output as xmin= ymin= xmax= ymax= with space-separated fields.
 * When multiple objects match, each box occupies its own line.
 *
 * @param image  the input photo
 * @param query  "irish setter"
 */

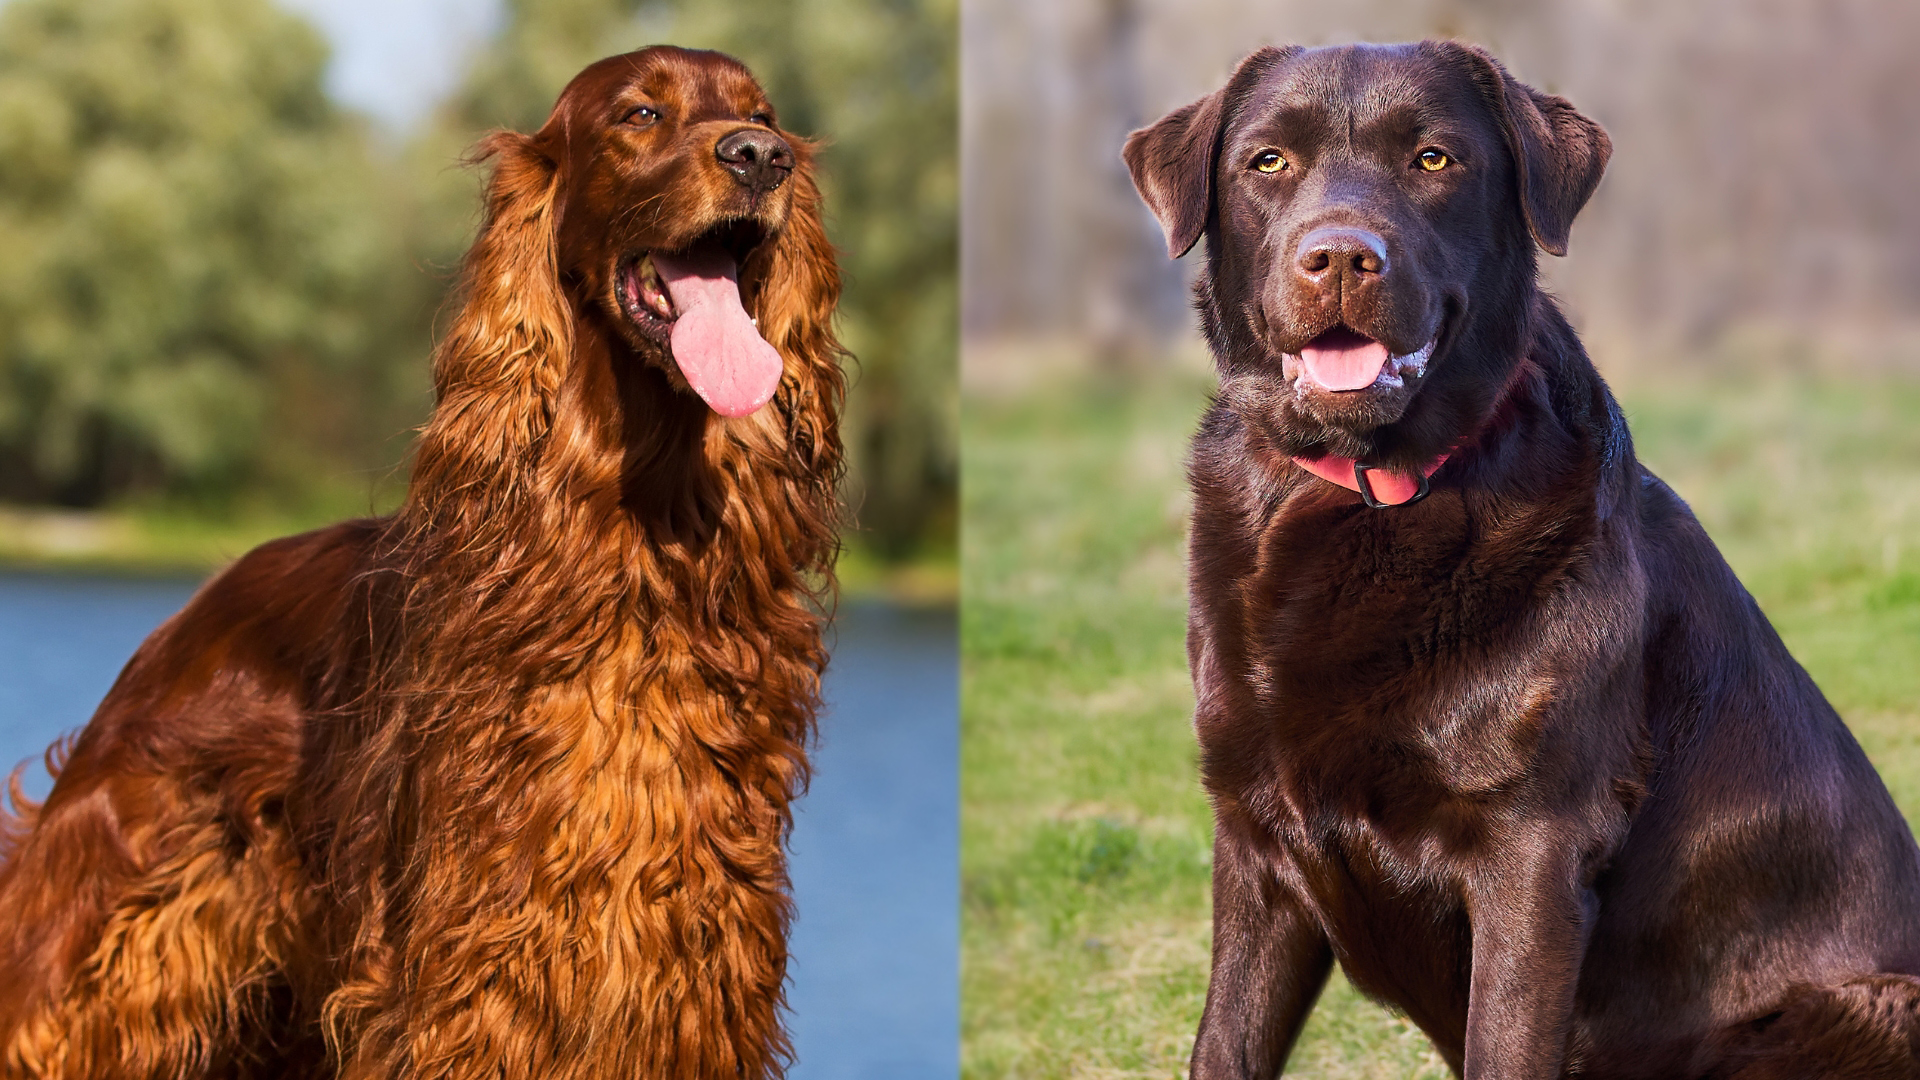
xmin=0 ymin=47 xmax=844 ymax=1079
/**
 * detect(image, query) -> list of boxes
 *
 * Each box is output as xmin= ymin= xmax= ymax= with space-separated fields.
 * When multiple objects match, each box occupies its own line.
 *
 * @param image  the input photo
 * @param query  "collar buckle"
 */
xmin=1353 ymin=462 xmax=1432 ymax=509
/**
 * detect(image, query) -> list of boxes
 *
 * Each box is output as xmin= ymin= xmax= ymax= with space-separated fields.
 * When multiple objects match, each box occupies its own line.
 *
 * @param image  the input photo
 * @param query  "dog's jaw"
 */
xmin=604 ymin=218 xmax=787 ymax=414
xmin=617 ymin=255 xmax=677 ymax=344
xmin=1217 ymin=301 xmax=1456 ymax=455
xmin=612 ymin=218 xmax=774 ymax=343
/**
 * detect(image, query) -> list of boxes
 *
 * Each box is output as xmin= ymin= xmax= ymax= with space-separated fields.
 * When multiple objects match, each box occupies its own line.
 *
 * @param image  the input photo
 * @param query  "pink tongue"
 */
xmin=1299 ymin=331 xmax=1390 ymax=392
xmin=651 ymin=248 xmax=784 ymax=417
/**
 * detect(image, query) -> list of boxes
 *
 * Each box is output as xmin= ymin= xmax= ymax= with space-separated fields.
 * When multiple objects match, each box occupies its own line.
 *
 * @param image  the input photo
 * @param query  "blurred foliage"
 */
xmin=0 ymin=0 xmax=426 ymax=508
xmin=0 ymin=0 xmax=956 ymax=564
xmin=412 ymin=0 xmax=958 ymax=559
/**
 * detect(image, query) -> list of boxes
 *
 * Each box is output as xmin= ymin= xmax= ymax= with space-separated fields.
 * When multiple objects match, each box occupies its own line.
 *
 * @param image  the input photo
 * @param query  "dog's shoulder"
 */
xmin=112 ymin=519 xmax=383 ymax=714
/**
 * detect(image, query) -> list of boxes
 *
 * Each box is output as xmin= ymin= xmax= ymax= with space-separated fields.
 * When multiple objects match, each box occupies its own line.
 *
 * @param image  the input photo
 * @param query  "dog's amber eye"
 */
xmin=749 ymin=112 xmax=774 ymax=127
xmin=1252 ymin=151 xmax=1286 ymax=174
xmin=624 ymin=106 xmax=660 ymax=128
xmin=1417 ymin=149 xmax=1450 ymax=172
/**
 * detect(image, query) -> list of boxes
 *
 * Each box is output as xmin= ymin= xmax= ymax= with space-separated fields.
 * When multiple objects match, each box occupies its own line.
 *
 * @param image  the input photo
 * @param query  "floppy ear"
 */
xmin=753 ymin=140 xmax=847 ymax=489
xmin=410 ymin=131 xmax=571 ymax=501
xmin=1444 ymin=43 xmax=1611 ymax=257
xmin=1123 ymin=45 xmax=1299 ymax=259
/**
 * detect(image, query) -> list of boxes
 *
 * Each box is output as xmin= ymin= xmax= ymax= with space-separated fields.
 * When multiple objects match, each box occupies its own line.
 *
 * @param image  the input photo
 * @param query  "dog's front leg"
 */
xmin=1461 ymin=842 xmax=1597 ymax=1080
xmin=1190 ymin=815 xmax=1333 ymax=1080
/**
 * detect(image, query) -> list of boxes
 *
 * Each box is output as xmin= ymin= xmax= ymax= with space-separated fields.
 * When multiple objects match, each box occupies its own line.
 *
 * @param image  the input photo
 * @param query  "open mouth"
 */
xmin=617 ymin=219 xmax=769 ymax=341
xmin=1289 ymin=325 xmax=1437 ymax=393
xmin=615 ymin=219 xmax=783 ymax=417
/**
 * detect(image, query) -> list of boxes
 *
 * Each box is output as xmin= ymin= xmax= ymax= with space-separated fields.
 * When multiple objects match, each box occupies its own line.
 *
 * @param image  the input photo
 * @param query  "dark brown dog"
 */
xmin=1126 ymin=42 xmax=1920 ymax=1079
xmin=0 ymin=47 xmax=844 ymax=1079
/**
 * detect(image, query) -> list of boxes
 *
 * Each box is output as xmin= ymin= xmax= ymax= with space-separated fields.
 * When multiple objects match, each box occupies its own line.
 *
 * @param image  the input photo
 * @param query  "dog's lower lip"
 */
xmin=1380 ymin=338 xmax=1437 ymax=388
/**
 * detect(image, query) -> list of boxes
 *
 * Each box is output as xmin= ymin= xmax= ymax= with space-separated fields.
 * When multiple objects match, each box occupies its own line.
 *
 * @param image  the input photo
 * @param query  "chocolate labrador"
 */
xmin=1125 ymin=41 xmax=1920 ymax=1079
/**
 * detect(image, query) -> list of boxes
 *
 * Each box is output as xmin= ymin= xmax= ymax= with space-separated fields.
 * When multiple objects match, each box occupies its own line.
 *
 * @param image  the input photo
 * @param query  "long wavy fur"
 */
xmin=0 ymin=50 xmax=844 ymax=1080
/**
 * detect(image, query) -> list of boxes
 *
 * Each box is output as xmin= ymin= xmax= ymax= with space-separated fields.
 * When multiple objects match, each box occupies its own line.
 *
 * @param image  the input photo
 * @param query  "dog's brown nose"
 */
xmin=716 ymin=129 xmax=794 ymax=195
xmin=1294 ymin=227 xmax=1390 ymax=285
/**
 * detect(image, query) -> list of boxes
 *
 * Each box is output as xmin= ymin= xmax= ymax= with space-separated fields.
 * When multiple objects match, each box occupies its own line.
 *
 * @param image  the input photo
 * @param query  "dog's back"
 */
xmin=0 ymin=521 xmax=375 ymax=1074
xmin=1588 ymin=468 xmax=1920 ymax=1072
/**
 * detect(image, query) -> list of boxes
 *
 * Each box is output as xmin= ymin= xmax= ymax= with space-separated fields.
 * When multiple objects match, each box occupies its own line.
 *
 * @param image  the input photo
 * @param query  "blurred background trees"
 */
xmin=0 ymin=0 xmax=957 ymax=566
xmin=963 ymin=0 xmax=1920 ymax=370
xmin=0 ymin=0 xmax=423 ymax=508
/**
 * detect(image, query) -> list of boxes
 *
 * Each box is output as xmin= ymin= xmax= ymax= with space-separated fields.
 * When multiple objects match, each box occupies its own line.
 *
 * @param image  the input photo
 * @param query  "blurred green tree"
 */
xmin=415 ymin=0 xmax=958 ymax=561
xmin=0 ymin=0 xmax=421 ymax=507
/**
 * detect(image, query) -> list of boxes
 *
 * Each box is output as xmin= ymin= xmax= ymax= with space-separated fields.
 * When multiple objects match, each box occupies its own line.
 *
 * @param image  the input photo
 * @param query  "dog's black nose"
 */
xmin=716 ymin=129 xmax=794 ymax=195
xmin=1295 ymin=227 xmax=1390 ymax=283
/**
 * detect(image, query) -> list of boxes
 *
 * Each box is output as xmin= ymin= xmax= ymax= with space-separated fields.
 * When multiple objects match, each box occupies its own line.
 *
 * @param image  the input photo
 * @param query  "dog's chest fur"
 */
xmin=1188 ymin=408 xmax=1651 ymax=1010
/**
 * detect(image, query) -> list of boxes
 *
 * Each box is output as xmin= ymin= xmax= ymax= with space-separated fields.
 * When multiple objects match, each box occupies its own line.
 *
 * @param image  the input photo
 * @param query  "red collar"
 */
xmin=1290 ymin=451 xmax=1450 ymax=507
xmin=1289 ymin=360 xmax=1533 ymax=508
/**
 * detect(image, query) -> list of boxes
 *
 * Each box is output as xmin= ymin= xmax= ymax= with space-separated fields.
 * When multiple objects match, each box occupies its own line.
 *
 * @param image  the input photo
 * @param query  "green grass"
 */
xmin=960 ymin=357 xmax=1920 ymax=1078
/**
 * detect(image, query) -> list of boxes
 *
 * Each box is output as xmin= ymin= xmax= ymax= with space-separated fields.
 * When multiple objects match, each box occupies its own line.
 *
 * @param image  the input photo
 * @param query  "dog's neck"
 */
xmin=382 ymin=304 xmax=835 ymax=697
xmin=1288 ymin=356 xmax=1535 ymax=507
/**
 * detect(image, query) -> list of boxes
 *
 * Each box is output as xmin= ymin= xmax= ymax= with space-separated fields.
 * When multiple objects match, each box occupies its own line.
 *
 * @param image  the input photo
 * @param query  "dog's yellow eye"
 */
xmin=1418 ymin=149 xmax=1450 ymax=172
xmin=1253 ymin=151 xmax=1286 ymax=174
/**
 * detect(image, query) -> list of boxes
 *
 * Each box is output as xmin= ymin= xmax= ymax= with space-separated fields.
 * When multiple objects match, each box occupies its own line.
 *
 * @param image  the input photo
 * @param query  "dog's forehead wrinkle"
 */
xmin=1349 ymin=94 xmax=1444 ymax=157
xmin=627 ymin=66 xmax=760 ymax=124
xmin=1270 ymin=52 xmax=1347 ymax=114
xmin=1290 ymin=44 xmax=1416 ymax=103
xmin=693 ymin=81 xmax=749 ymax=122
xmin=1230 ymin=101 xmax=1330 ymax=162
xmin=1248 ymin=79 xmax=1458 ymax=171
xmin=1358 ymin=101 xmax=1446 ymax=148
xmin=668 ymin=61 xmax=766 ymax=125
xmin=1276 ymin=48 xmax=1468 ymax=139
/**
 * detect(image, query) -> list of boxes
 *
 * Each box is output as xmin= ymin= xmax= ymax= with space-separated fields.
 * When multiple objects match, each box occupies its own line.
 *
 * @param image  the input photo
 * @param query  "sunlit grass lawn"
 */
xmin=960 ymin=352 xmax=1920 ymax=1078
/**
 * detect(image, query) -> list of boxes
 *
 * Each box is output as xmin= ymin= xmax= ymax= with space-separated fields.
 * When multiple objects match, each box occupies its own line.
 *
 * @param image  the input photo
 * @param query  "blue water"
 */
xmin=0 ymin=572 xmax=956 ymax=1079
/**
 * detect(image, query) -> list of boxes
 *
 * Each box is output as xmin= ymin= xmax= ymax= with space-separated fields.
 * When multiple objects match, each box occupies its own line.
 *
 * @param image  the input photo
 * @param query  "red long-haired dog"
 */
xmin=0 ymin=47 xmax=844 ymax=1079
